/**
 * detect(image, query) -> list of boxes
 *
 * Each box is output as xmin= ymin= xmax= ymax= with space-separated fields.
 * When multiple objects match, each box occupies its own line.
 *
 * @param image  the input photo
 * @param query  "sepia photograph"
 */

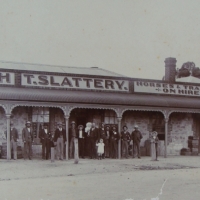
xmin=0 ymin=1 xmax=200 ymax=200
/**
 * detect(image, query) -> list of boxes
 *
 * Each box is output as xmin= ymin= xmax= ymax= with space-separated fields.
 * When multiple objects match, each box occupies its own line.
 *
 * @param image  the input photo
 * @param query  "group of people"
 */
xmin=39 ymin=121 xmax=68 ymax=160
xmin=24 ymin=121 xmax=67 ymax=160
xmin=121 ymin=124 xmax=143 ymax=159
xmin=70 ymin=122 xmax=143 ymax=160
xmin=5 ymin=120 xmax=143 ymax=161
xmin=5 ymin=121 xmax=66 ymax=160
xmin=69 ymin=122 xmax=120 ymax=160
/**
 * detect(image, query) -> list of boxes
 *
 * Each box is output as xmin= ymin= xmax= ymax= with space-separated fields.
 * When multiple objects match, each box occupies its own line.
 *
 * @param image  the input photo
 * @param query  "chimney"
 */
xmin=164 ymin=57 xmax=177 ymax=82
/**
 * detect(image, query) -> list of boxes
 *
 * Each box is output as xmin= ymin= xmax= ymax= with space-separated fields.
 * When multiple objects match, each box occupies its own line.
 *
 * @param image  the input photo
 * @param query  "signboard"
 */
xmin=21 ymin=73 xmax=129 ymax=92
xmin=0 ymin=72 xmax=15 ymax=85
xmin=134 ymin=81 xmax=200 ymax=97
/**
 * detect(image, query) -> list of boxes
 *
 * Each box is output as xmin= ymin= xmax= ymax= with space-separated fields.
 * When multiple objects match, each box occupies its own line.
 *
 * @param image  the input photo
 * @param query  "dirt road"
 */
xmin=0 ymin=156 xmax=200 ymax=200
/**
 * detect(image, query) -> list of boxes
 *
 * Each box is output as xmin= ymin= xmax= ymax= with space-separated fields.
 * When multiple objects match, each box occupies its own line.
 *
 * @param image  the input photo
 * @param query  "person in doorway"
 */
xmin=54 ymin=122 xmax=66 ymax=160
xmin=104 ymin=125 xmax=111 ymax=158
xmin=77 ymin=125 xmax=86 ymax=158
xmin=5 ymin=122 xmax=19 ymax=160
xmin=110 ymin=126 xmax=119 ymax=159
xmin=69 ymin=121 xmax=77 ymax=159
xmin=39 ymin=123 xmax=51 ymax=160
xmin=132 ymin=125 xmax=143 ymax=159
xmin=22 ymin=121 xmax=34 ymax=160
xmin=85 ymin=122 xmax=92 ymax=157
xmin=121 ymin=125 xmax=131 ymax=158
xmin=96 ymin=139 xmax=105 ymax=160
xmin=88 ymin=122 xmax=98 ymax=159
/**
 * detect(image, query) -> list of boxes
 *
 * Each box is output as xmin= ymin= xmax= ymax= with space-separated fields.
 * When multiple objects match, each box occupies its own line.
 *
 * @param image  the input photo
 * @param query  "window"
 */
xmin=104 ymin=110 xmax=117 ymax=124
xmin=32 ymin=107 xmax=49 ymax=123
xmin=32 ymin=107 xmax=49 ymax=139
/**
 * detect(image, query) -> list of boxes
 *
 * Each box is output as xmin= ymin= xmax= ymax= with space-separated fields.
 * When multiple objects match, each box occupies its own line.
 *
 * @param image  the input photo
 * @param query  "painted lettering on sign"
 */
xmin=134 ymin=81 xmax=200 ymax=96
xmin=21 ymin=74 xmax=129 ymax=92
xmin=0 ymin=72 xmax=15 ymax=85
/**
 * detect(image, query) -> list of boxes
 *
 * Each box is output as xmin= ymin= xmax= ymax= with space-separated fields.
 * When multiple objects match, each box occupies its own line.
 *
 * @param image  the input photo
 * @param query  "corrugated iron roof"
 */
xmin=0 ymin=61 xmax=126 ymax=77
xmin=0 ymin=87 xmax=199 ymax=109
xmin=176 ymin=76 xmax=200 ymax=83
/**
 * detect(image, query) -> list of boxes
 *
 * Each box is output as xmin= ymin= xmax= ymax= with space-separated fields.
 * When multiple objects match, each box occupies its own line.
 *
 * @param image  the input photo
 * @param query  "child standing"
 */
xmin=96 ymin=139 xmax=105 ymax=160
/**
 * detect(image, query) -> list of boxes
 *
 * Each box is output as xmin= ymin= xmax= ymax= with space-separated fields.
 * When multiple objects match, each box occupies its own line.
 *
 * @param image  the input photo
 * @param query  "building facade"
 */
xmin=0 ymin=57 xmax=200 ymax=160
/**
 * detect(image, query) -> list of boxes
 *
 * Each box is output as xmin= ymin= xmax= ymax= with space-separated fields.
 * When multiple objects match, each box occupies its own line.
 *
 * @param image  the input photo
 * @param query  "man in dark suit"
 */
xmin=132 ymin=125 xmax=143 ymax=159
xmin=22 ymin=121 xmax=34 ymax=160
xmin=77 ymin=125 xmax=86 ymax=158
xmin=121 ymin=125 xmax=131 ymax=158
xmin=104 ymin=125 xmax=111 ymax=158
xmin=69 ymin=121 xmax=77 ymax=159
xmin=5 ymin=121 xmax=19 ymax=160
xmin=54 ymin=122 xmax=66 ymax=160
xmin=110 ymin=126 xmax=119 ymax=159
xmin=39 ymin=123 xmax=51 ymax=160
xmin=88 ymin=122 xmax=98 ymax=159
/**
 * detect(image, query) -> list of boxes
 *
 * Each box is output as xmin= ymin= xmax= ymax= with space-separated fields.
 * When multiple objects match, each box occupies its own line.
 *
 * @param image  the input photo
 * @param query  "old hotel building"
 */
xmin=0 ymin=57 xmax=200 ymax=160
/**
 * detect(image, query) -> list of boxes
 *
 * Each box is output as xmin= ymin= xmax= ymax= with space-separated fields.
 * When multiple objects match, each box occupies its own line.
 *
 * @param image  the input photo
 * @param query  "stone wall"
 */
xmin=121 ymin=111 xmax=167 ymax=156
xmin=0 ymin=107 xmax=197 ymax=158
xmin=11 ymin=107 xmax=29 ymax=147
xmin=167 ymin=113 xmax=194 ymax=155
xmin=0 ymin=107 xmax=6 ymax=145
xmin=0 ymin=107 xmax=29 ymax=158
xmin=122 ymin=111 xmax=150 ymax=146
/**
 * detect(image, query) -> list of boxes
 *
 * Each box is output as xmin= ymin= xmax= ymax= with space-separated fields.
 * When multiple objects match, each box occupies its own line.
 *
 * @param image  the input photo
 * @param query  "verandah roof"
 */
xmin=0 ymin=87 xmax=199 ymax=109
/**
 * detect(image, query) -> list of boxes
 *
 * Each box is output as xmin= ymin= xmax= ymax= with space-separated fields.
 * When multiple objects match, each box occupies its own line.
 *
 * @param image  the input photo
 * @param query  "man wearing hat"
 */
xmin=69 ymin=121 xmax=77 ymax=159
xmin=54 ymin=122 xmax=66 ymax=160
xmin=132 ymin=125 xmax=143 ymax=159
xmin=104 ymin=125 xmax=111 ymax=158
xmin=121 ymin=125 xmax=131 ymax=158
xmin=5 ymin=122 xmax=19 ymax=160
xmin=22 ymin=121 xmax=34 ymax=160
xmin=77 ymin=125 xmax=86 ymax=158
xmin=110 ymin=126 xmax=119 ymax=159
xmin=39 ymin=123 xmax=51 ymax=160
xmin=87 ymin=122 xmax=98 ymax=159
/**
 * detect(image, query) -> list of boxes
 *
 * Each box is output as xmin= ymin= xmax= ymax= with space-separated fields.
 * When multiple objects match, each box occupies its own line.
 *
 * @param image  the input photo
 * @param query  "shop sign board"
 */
xmin=134 ymin=81 xmax=200 ymax=97
xmin=0 ymin=72 xmax=15 ymax=85
xmin=21 ymin=73 xmax=129 ymax=92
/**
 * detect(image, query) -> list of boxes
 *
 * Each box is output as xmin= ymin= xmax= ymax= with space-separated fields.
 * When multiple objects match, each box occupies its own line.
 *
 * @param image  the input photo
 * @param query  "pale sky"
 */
xmin=1 ymin=0 xmax=200 ymax=80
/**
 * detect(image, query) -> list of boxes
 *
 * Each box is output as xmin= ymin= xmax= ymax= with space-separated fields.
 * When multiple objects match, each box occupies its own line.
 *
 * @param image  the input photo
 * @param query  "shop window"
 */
xmin=32 ymin=107 xmax=50 ymax=139
xmin=50 ymin=108 xmax=65 ymax=135
xmin=104 ymin=110 xmax=117 ymax=124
